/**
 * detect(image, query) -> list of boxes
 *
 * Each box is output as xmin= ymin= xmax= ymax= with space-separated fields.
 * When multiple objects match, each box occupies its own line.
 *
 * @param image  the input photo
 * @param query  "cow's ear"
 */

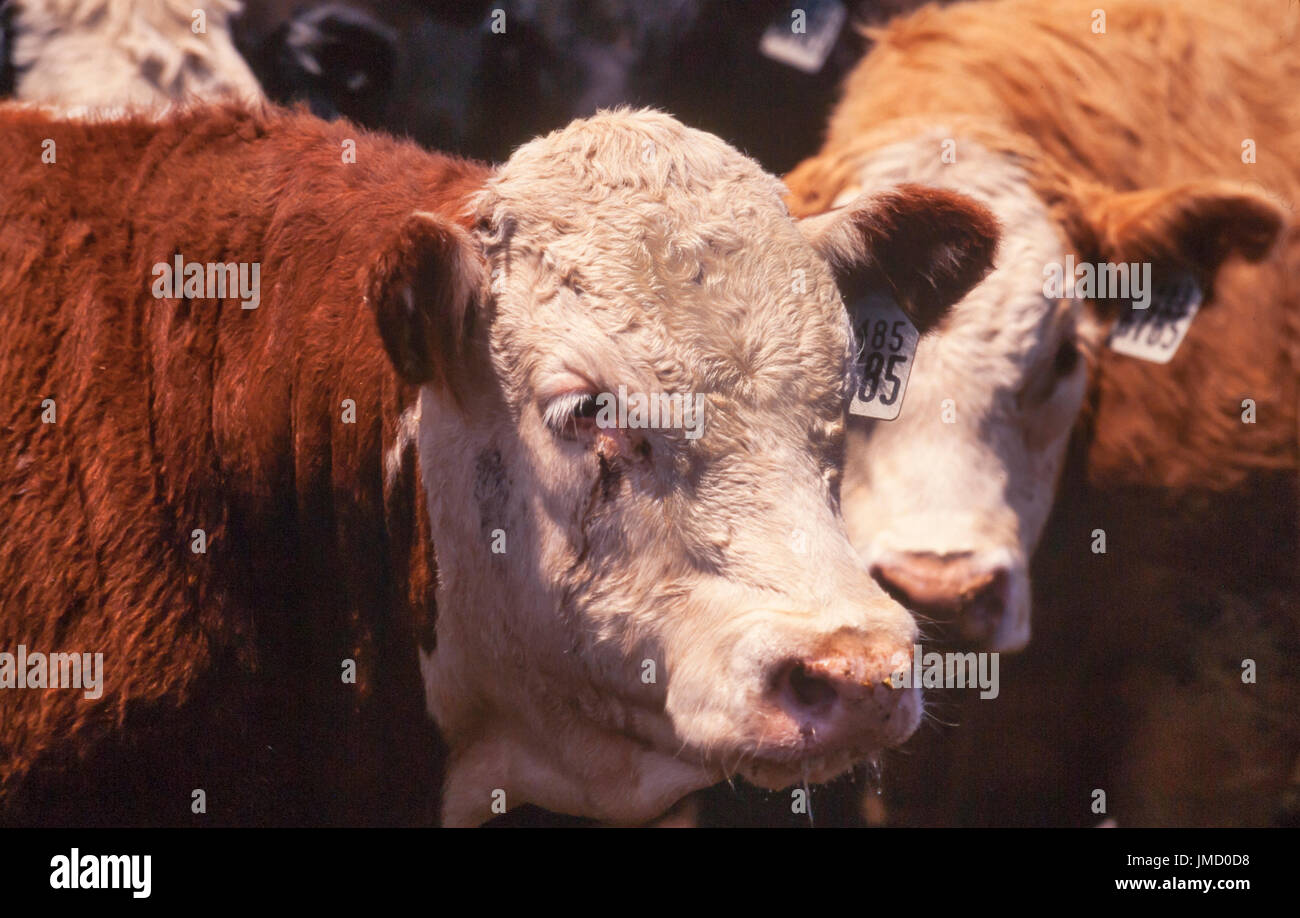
xmin=784 ymin=155 xmax=853 ymax=217
xmin=367 ymin=211 xmax=483 ymax=401
xmin=797 ymin=184 xmax=1000 ymax=334
xmin=1079 ymin=181 xmax=1285 ymax=283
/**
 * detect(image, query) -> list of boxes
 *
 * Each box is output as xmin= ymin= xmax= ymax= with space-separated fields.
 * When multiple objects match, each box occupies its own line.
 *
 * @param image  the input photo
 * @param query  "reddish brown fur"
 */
xmin=0 ymin=102 xmax=489 ymax=825
xmin=817 ymin=184 xmax=1001 ymax=334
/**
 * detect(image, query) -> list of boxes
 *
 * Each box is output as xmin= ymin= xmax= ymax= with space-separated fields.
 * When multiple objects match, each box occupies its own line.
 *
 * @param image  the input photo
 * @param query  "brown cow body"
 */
xmin=0 ymin=103 xmax=475 ymax=824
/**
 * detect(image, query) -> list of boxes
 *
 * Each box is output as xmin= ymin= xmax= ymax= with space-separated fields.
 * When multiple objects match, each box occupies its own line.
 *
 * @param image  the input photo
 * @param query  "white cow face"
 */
xmin=11 ymin=0 xmax=264 ymax=111
xmin=787 ymin=128 xmax=1284 ymax=652
xmin=369 ymin=111 xmax=999 ymax=824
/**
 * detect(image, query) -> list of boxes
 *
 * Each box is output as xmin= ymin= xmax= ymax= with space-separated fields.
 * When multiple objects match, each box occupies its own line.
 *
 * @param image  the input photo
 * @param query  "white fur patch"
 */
xmin=416 ymin=110 xmax=922 ymax=821
xmin=12 ymin=0 xmax=264 ymax=111
xmin=384 ymin=403 xmax=422 ymax=490
xmin=832 ymin=130 xmax=1082 ymax=651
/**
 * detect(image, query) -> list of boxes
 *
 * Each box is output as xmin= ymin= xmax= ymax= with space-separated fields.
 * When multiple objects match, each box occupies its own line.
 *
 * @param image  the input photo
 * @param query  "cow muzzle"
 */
xmin=732 ymin=628 xmax=921 ymax=790
xmin=870 ymin=550 xmax=1027 ymax=650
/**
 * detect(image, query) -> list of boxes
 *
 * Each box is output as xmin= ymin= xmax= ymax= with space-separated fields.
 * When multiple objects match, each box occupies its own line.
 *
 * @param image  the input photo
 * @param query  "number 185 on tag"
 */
xmin=848 ymin=296 xmax=919 ymax=421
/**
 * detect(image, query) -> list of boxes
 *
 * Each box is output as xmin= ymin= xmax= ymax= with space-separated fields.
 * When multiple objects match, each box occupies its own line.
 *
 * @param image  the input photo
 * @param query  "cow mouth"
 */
xmin=698 ymin=741 xmax=883 ymax=793
xmin=670 ymin=689 xmax=920 ymax=793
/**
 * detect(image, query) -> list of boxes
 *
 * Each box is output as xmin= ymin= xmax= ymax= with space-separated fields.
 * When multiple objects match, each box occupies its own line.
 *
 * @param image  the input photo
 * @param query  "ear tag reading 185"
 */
xmin=1107 ymin=272 xmax=1203 ymax=364
xmin=848 ymin=295 xmax=919 ymax=421
xmin=758 ymin=0 xmax=846 ymax=75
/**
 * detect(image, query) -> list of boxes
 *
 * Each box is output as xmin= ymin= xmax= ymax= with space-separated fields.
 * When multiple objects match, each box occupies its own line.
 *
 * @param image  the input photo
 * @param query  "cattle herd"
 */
xmin=0 ymin=0 xmax=1295 ymax=828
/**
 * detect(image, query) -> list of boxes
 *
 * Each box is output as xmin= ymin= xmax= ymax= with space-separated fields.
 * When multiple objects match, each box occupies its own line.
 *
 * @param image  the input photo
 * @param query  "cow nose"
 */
xmin=871 ymin=552 xmax=1009 ymax=645
xmin=768 ymin=636 xmax=917 ymax=747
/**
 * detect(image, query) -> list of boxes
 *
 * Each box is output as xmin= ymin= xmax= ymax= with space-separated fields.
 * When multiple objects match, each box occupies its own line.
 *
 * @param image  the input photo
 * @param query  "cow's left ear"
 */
xmin=1078 ymin=180 xmax=1285 ymax=282
xmin=366 ymin=211 xmax=484 ymax=403
xmin=797 ymin=184 xmax=1001 ymax=333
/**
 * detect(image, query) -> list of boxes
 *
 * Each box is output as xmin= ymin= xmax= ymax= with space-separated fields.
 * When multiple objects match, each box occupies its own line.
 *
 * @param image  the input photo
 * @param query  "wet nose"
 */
xmin=871 ymin=552 xmax=1009 ymax=645
xmin=768 ymin=633 xmax=918 ymax=747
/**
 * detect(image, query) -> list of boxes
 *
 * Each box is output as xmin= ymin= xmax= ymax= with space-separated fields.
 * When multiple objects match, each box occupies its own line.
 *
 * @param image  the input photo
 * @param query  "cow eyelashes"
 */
xmin=1018 ymin=335 xmax=1082 ymax=410
xmin=1053 ymin=337 xmax=1080 ymax=376
xmin=543 ymin=391 xmax=600 ymax=438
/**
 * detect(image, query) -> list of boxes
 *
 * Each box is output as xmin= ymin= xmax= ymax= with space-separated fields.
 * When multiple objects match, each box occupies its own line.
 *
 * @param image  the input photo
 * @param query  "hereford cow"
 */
xmin=771 ymin=0 xmax=1298 ymax=827
xmin=5 ymin=0 xmax=263 ymax=110
xmin=785 ymin=0 xmax=1295 ymax=652
xmin=0 ymin=102 xmax=998 ymax=825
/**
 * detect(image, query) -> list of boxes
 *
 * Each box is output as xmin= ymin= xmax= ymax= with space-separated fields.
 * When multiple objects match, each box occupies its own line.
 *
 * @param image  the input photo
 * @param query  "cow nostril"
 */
xmin=779 ymin=661 xmax=839 ymax=712
xmin=762 ymin=642 xmax=919 ymax=753
xmin=960 ymin=568 xmax=1010 ymax=635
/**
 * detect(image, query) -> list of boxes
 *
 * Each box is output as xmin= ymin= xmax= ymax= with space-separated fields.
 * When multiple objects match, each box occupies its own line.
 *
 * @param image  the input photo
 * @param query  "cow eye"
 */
xmin=1053 ymin=337 xmax=1080 ymax=376
xmin=543 ymin=391 xmax=602 ymax=439
xmin=1018 ymin=334 xmax=1083 ymax=411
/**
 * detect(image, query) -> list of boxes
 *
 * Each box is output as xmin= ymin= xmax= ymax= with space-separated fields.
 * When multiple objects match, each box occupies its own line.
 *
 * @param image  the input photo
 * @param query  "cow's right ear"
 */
xmin=367 ymin=211 xmax=483 ymax=401
xmin=1076 ymin=180 xmax=1286 ymax=284
xmin=796 ymin=184 xmax=1001 ymax=334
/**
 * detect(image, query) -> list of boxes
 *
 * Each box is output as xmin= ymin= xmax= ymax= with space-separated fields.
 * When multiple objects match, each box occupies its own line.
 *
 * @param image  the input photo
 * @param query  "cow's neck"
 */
xmin=159 ymin=118 xmax=489 ymax=821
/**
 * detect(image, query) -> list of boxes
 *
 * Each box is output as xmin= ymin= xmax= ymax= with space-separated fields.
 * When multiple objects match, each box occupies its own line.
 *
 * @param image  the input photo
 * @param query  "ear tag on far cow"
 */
xmin=847 ymin=295 xmax=919 ymax=421
xmin=759 ymin=0 xmax=847 ymax=75
xmin=1107 ymin=271 xmax=1203 ymax=364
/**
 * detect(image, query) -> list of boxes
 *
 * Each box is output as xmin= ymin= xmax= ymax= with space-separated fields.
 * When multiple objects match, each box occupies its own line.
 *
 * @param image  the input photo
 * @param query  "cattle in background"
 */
xmin=0 ymin=4 xmax=15 ymax=96
xmin=785 ymin=0 xmax=1293 ymax=652
xmin=0 ymin=102 xmax=998 ymax=825
xmin=3 ymin=0 xmax=263 ymax=109
xmin=233 ymin=0 xmax=462 ymax=141
xmin=777 ymin=0 xmax=1297 ymax=825
xmin=232 ymin=0 xmax=939 ymax=172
